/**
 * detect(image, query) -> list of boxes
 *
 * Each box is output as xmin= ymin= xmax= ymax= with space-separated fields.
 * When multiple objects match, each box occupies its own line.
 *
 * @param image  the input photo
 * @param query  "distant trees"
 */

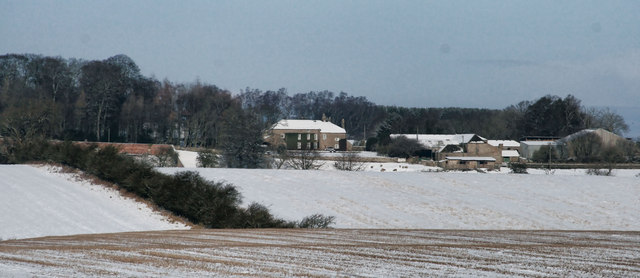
xmin=1 ymin=53 xmax=633 ymax=165
xmin=584 ymin=107 xmax=629 ymax=135
xmin=519 ymin=95 xmax=586 ymax=138
xmin=219 ymin=106 xmax=266 ymax=168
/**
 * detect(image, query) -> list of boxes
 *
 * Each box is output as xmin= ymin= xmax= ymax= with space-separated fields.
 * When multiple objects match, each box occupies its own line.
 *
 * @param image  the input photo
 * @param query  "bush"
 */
xmin=384 ymin=136 xmax=424 ymax=158
xmin=155 ymin=146 xmax=178 ymax=167
xmin=299 ymin=214 xmax=336 ymax=228
xmin=287 ymin=149 xmax=324 ymax=170
xmin=365 ymin=137 xmax=378 ymax=151
xmin=508 ymin=162 xmax=528 ymax=174
xmin=334 ymin=152 xmax=365 ymax=171
xmin=586 ymin=168 xmax=613 ymax=176
xmin=197 ymin=149 xmax=218 ymax=168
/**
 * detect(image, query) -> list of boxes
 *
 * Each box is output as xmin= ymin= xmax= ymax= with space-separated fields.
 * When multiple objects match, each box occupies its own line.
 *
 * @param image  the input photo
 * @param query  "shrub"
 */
xmin=508 ymin=162 xmax=528 ymax=174
xmin=334 ymin=152 xmax=365 ymax=171
xmin=287 ymin=149 xmax=324 ymax=170
xmin=155 ymin=146 xmax=178 ymax=167
xmin=586 ymin=168 xmax=613 ymax=176
xmin=384 ymin=136 xmax=423 ymax=158
xmin=299 ymin=214 xmax=336 ymax=228
xmin=197 ymin=149 xmax=218 ymax=167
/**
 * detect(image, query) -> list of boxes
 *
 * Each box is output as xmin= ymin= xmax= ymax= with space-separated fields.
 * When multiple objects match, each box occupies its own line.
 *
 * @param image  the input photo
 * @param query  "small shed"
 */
xmin=444 ymin=156 xmax=497 ymax=170
xmin=501 ymin=150 xmax=520 ymax=163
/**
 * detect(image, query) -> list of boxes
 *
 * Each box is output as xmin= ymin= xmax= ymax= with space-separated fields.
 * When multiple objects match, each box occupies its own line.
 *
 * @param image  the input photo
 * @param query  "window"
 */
xmin=314 ymin=133 xmax=318 ymax=140
xmin=280 ymin=134 xmax=285 ymax=139
xmin=335 ymin=144 xmax=339 ymax=149
xmin=307 ymin=134 xmax=310 ymax=140
xmin=322 ymin=134 xmax=327 ymax=140
xmin=297 ymin=142 xmax=301 ymax=149
xmin=315 ymin=142 xmax=318 ymax=149
xmin=297 ymin=134 xmax=301 ymax=140
xmin=335 ymin=137 xmax=340 ymax=142
xmin=307 ymin=142 xmax=311 ymax=149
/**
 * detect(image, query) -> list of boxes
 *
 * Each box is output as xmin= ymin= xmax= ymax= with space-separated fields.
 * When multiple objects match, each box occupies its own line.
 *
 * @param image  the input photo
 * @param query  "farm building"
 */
xmin=442 ymin=156 xmax=498 ymax=170
xmin=265 ymin=119 xmax=349 ymax=151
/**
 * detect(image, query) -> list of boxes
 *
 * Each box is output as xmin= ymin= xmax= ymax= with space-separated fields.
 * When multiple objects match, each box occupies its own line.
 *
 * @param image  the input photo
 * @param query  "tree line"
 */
xmin=1 ymin=53 xmax=632 ymax=152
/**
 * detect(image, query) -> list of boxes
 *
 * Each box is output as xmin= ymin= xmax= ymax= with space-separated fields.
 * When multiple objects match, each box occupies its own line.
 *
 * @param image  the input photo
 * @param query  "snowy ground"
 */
xmin=0 ymin=165 xmax=188 ymax=240
xmin=159 ymin=167 xmax=640 ymax=230
xmin=176 ymin=150 xmax=199 ymax=167
xmin=1 ymin=229 xmax=638 ymax=277
xmin=2 ymin=163 xmax=639 ymax=276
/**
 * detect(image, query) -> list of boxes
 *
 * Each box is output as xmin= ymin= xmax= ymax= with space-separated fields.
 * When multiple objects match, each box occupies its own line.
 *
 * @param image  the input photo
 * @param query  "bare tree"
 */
xmin=334 ymin=152 xmax=365 ymax=171
xmin=287 ymin=149 xmax=324 ymax=170
xmin=568 ymin=132 xmax=602 ymax=162
xmin=584 ymin=107 xmax=629 ymax=135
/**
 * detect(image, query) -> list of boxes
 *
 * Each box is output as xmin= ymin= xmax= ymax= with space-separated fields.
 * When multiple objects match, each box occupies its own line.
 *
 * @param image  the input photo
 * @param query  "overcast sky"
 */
xmin=1 ymin=0 xmax=639 ymax=135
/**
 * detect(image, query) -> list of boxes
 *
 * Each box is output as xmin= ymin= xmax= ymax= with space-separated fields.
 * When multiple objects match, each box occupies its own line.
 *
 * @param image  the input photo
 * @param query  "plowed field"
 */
xmin=2 ymin=229 xmax=638 ymax=277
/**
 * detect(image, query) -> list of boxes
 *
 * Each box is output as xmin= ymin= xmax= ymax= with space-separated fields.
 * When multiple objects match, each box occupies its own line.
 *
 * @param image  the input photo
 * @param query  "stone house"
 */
xmin=442 ymin=156 xmax=497 ymax=170
xmin=265 ymin=119 xmax=349 ymax=151
xmin=488 ymin=140 xmax=521 ymax=163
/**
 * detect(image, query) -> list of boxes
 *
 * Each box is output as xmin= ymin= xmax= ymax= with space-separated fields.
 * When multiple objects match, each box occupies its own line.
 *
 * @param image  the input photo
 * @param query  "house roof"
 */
xmin=520 ymin=141 xmax=558 ymax=146
xmin=391 ymin=134 xmax=486 ymax=150
xmin=446 ymin=156 xmax=496 ymax=161
xmin=272 ymin=119 xmax=346 ymax=133
xmin=488 ymin=140 xmax=520 ymax=148
xmin=502 ymin=150 xmax=520 ymax=157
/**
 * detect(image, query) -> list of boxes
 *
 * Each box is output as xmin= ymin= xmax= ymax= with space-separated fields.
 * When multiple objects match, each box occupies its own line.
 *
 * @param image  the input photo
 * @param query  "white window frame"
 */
xmin=298 ymin=133 xmax=301 ymax=140
xmin=307 ymin=134 xmax=310 ymax=140
xmin=335 ymin=137 xmax=340 ymax=142
xmin=322 ymin=134 xmax=327 ymax=140
xmin=297 ymin=142 xmax=301 ymax=149
xmin=334 ymin=144 xmax=339 ymax=149
xmin=314 ymin=133 xmax=318 ymax=140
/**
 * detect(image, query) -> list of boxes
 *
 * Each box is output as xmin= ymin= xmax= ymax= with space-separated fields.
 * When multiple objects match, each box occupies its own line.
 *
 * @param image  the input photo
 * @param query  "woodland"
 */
xmin=0 ymin=53 xmax=631 ymax=150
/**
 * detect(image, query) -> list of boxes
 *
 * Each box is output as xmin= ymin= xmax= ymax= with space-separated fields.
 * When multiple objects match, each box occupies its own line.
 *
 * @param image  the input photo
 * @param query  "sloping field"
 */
xmin=0 ymin=165 xmax=188 ymax=240
xmin=1 ymin=229 xmax=638 ymax=277
xmin=159 ymin=168 xmax=640 ymax=230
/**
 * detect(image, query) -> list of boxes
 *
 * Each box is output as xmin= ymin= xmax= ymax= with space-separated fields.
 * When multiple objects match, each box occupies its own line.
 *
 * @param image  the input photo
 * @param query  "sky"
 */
xmin=1 ymin=0 xmax=639 ymax=136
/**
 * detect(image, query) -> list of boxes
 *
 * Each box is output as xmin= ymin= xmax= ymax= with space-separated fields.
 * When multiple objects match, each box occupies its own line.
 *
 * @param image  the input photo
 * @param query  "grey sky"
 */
xmin=1 ymin=0 xmax=639 ymax=135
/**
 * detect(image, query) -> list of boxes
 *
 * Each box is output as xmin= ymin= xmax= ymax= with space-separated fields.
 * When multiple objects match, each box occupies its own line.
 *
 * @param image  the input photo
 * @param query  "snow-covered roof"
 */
xmin=391 ymin=134 xmax=486 ymax=149
xmin=446 ymin=156 xmax=496 ymax=161
xmin=272 ymin=119 xmax=346 ymax=133
xmin=502 ymin=150 xmax=520 ymax=157
xmin=488 ymin=140 xmax=520 ymax=148
xmin=521 ymin=141 xmax=558 ymax=146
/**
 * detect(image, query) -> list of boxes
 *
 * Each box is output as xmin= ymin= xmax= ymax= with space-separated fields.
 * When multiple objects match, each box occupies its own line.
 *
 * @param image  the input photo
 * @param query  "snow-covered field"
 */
xmin=159 ymin=167 xmax=640 ymax=230
xmin=1 ymin=229 xmax=638 ymax=277
xmin=0 ymin=165 xmax=188 ymax=240
xmin=2 ymin=163 xmax=639 ymax=276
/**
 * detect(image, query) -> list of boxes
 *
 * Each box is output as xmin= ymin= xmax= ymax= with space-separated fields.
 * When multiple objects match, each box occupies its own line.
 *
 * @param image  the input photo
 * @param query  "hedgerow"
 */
xmin=1 ymin=140 xmax=323 ymax=228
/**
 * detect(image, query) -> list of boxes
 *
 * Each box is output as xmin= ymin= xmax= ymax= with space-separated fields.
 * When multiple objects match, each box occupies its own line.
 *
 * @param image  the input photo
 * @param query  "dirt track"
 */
xmin=1 ymin=229 xmax=639 ymax=277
